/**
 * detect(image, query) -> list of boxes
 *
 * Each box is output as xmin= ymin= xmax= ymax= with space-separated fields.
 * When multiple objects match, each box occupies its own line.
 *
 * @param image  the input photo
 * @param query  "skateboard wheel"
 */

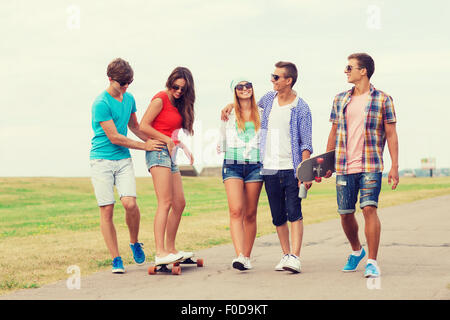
xmin=148 ymin=266 xmax=156 ymax=275
xmin=197 ymin=259 xmax=204 ymax=267
xmin=172 ymin=266 xmax=181 ymax=275
xmin=317 ymin=157 xmax=324 ymax=164
xmin=315 ymin=177 xmax=322 ymax=183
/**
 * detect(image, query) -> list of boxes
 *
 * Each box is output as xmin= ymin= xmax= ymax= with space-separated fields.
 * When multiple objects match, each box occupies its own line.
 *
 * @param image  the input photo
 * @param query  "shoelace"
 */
xmin=134 ymin=243 xmax=144 ymax=255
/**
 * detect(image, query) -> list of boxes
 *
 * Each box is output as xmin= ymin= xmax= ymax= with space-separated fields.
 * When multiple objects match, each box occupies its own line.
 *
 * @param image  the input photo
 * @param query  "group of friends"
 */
xmin=89 ymin=53 xmax=399 ymax=280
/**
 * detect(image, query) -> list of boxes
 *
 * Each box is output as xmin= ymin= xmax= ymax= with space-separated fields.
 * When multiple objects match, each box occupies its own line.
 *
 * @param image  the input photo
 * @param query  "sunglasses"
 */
xmin=172 ymin=84 xmax=185 ymax=93
xmin=235 ymin=82 xmax=253 ymax=91
xmin=345 ymin=65 xmax=364 ymax=73
xmin=113 ymin=78 xmax=133 ymax=87
xmin=271 ymin=74 xmax=283 ymax=81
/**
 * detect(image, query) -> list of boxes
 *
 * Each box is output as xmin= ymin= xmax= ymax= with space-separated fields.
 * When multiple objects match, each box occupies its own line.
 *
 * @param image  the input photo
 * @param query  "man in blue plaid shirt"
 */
xmin=222 ymin=61 xmax=313 ymax=273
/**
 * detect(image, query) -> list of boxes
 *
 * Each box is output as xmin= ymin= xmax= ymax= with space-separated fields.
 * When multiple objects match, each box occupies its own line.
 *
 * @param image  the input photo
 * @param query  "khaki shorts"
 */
xmin=90 ymin=158 xmax=136 ymax=206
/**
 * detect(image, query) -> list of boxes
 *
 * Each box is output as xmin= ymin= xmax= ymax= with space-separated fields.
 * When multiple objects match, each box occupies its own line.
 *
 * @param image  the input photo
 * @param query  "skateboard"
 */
xmin=296 ymin=150 xmax=335 ymax=183
xmin=148 ymin=263 xmax=182 ymax=275
xmin=174 ymin=257 xmax=204 ymax=268
xmin=148 ymin=256 xmax=204 ymax=275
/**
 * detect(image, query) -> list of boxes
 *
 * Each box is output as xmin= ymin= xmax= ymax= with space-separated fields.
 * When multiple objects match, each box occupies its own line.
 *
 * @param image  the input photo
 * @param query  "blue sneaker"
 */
xmin=342 ymin=248 xmax=366 ymax=272
xmin=130 ymin=242 xmax=146 ymax=265
xmin=112 ymin=256 xmax=125 ymax=273
xmin=364 ymin=263 xmax=380 ymax=278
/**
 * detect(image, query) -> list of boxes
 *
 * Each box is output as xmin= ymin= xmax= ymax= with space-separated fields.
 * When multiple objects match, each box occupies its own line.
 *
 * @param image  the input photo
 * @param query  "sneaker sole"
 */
xmin=342 ymin=269 xmax=357 ymax=272
xmin=112 ymin=269 xmax=125 ymax=274
xmin=282 ymin=266 xmax=301 ymax=273
xmin=232 ymin=261 xmax=246 ymax=271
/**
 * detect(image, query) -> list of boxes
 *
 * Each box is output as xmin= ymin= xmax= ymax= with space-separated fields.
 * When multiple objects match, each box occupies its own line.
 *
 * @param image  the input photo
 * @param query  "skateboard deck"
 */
xmin=148 ymin=256 xmax=204 ymax=275
xmin=296 ymin=150 xmax=335 ymax=183
xmin=174 ymin=257 xmax=204 ymax=267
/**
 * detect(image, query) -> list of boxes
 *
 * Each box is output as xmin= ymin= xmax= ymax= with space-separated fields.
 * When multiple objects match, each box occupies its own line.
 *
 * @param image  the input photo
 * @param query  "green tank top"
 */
xmin=224 ymin=121 xmax=260 ymax=162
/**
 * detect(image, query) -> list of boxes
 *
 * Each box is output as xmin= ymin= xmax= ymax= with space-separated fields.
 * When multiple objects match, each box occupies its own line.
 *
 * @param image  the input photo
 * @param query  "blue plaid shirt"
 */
xmin=258 ymin=91 xmax=313 ymax=178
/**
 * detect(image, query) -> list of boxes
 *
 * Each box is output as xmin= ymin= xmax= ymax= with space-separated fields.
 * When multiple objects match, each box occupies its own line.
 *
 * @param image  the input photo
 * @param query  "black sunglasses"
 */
xmin=172 ymin=84 xmax=185 ymax=93
xmin=113 ymin=78 xmax=133 ymax=86
xmin=345 ymin=65 xmax=364 ymax=72
xmin=235 ymin=82 xmax=253 ymax=91
xmin=271 ymin=74 xmax=283 ymax=81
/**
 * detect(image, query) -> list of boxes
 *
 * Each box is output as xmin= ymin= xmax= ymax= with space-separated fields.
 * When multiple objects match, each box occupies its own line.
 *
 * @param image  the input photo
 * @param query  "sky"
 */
xmin=1 ymin=0 xmax=449 ymax=177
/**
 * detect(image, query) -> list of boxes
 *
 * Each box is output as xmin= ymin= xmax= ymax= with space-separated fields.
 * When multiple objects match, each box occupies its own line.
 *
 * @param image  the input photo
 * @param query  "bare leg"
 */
xmin=224 ymin=178 xmax=245 ymax=256
xmin=166 ymin=172 xmax=186 ymax=253
xmin=150 ymin=166 xmax=173 ymax=257
xmin=290 ymin=219 xmax=304 ymax=257
xmin=242 ymin=181 xmax=263 ymax=257
xmin=99 ymin=204 xmax=120 ymax=259
xmin=362 ymin=206 xmax=381 ymax=260
xmin=340 ymin=212 xmax=362 ymax=251
xmin=121 ymin=196 xmax=140 ymax=244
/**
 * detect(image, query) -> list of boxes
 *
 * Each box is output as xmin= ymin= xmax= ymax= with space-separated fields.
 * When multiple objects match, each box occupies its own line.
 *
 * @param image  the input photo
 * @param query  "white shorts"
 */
xmin=90 ymin=158 xmax=137 ymax=206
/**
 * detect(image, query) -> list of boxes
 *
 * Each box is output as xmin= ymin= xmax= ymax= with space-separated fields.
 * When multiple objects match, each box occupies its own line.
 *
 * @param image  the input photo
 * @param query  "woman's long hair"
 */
xmin=166 ymin=67 xmax=195 ymax=135
xmin=233 ymin=87 xmax=260 ymax=132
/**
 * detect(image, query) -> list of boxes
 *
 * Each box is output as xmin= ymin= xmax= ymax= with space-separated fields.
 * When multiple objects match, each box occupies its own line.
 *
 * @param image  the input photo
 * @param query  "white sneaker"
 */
xmin=155 ymin=252 xmax=184 ymax=266
xmin=283 ymin=254 xmax=301 ymax=273
xmin=275 ymin=254 xmax=290 ymax=271
xmin=232 ymin=253 xmax=246 ymax=271
xmin=179 ymin=251 xmax=194 ymax=260
xmin=244 ymin=257 xmax=253 ymax=270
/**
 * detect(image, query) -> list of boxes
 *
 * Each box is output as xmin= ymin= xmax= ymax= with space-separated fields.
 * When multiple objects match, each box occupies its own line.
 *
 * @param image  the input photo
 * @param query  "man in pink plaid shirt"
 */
xmin=324 ymin=53 xmax=399 ymax=278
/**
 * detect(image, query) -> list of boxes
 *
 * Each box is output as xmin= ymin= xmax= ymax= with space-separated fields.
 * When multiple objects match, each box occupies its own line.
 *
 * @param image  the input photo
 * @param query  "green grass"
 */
xmin=0 ymin=176 xmax=449 ymax=295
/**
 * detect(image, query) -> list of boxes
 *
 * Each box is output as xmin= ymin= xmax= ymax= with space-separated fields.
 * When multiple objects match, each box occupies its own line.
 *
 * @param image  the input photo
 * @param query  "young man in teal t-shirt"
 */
xmin=90 ymin=58 xmax=164 ymax=273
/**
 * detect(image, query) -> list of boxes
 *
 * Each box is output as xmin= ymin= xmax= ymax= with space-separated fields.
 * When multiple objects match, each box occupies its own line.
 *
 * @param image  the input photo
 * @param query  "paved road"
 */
xmin=2 ymin=195 xmax=450 ymax=300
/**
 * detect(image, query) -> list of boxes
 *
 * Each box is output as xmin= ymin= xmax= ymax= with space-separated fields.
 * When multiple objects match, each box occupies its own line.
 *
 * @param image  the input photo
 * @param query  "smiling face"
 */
xmin=168 ymin=78 xmax=186 ymax=99
xmin=235 ymin=81 xmax=253 ymax=100
xmin=271 ymin=67 xmax=292 ymax=92
xmin=345 ymin=58 xmax=367 ymax=84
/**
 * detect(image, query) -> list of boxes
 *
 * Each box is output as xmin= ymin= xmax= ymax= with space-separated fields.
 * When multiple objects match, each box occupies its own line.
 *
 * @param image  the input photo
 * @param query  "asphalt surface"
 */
xmin=2 ymin=195 xmax=450 ymax=300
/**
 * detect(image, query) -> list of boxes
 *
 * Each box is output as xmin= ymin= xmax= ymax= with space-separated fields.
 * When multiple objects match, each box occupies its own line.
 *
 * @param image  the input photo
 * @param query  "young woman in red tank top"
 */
xmin=139 ymin=67 xmax=195 ymax=265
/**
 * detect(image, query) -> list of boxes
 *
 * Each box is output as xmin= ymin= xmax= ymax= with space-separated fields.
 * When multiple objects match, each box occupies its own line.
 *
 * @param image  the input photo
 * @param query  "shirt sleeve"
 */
xmin=93 ymin=100 xmax=112 ymax=123
xmin=329 ymin=95 xmax=339 ymax=124
xmin=299 ymin=104 xmax=313 ymax=154
xmin=131 ymin=95 xmax=137 ymax=114
xmin=383 ymin=95 xmax=397 ymax=123
xmin=217 ymin=120 xmax=227 ymax=153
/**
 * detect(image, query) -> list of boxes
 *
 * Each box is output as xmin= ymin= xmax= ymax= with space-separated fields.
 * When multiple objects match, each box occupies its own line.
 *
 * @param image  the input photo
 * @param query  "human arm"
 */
xmin=297 ymin=106 xmax=314 ymax=189
xmin=385 ymin=122 xmax=399 ymax=190
xmin=323 ymin=123 xmax=338 ymax=179
xmin=139 ymin=98 xmax=176 ymax=156
xmin=178 ymin=141 xmax=194 ymax=165
xmin=220 ymin=103 xmax=234 ymax=121
xmin=128 ymin=112 xmax=150 ymax=142
xmin=100 ymin=120 xmax=164 ymax=151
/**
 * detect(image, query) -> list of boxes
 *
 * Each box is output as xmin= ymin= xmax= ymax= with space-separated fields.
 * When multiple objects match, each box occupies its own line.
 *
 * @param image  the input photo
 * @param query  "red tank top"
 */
xmin=151 ymin=91 xmax=183 ymax=144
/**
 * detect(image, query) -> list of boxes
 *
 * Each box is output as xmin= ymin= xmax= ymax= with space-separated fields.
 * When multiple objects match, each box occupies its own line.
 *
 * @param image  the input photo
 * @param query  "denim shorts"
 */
xmin=145 ymin=147 xmax=179 ymax=173
xmin=262 ymin=169 xmax=302 ymax=226
xmin=90 ymin=158 xmax=137 ymax=207
xmin=222 ymin=160 xmax=263 ymax=183
xmin=336 ymin=172 xmax=382 ymax=214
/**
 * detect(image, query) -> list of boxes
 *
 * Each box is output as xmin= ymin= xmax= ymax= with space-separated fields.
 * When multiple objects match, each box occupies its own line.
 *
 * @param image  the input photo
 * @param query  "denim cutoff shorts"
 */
xmin=222 ymin=159 xmax=263 ymax=183
xmin=145 ymin=146 xmax=179 ymax=173
xmin=262 ymin=169 xmax=302 ymax=226
xmin=336 ymin=172 xmax=382 ymax=214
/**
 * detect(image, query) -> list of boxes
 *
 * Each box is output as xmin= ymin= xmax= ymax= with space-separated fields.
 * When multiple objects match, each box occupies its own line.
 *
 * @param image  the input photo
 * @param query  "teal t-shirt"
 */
xmin=90 ymin=90 xmax=137 ymax=160
xmin=224 ymin=121 xmax=260 ymax=162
